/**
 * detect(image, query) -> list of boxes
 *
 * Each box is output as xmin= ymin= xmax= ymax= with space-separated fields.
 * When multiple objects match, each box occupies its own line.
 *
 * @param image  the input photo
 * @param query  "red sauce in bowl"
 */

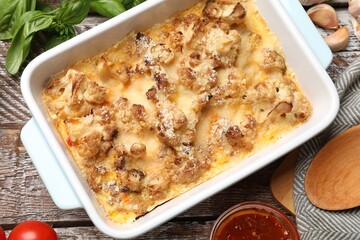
xmin=210 ymin=202 xmax=299 ymax=240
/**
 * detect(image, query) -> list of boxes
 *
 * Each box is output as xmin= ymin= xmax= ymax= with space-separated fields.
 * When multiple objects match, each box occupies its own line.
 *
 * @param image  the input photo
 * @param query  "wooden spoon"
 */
xmin=271 ymin=148 xmax=299 ymax=215
xmin=305 ymin=125 xmax=360 ymax=210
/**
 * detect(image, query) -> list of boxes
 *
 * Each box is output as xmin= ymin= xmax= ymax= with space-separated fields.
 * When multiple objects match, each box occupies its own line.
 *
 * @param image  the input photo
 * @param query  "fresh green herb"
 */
xmin=120 ymin=0 xmax=135 ymax=10
xmin=6 ymin=12 xmax=54 ymax=74
xmin=60 ymin=0 xmax=71 ymax=8
xmin=44 ymin=23 xmax=76 ymax=51
xmin=36 ymin=2 xmax=55 ymax=12
xmin=132 ymin=0 xmax=146 ymax=7
xmin=44 ymin=33 xmax=74 ymax=51
xmin=90 ymin=0 xmax=126 ymax=18
xmin=56 ymin=0 xmax=91 ymax=25
xmin=0 ymin=0 xmax=36 ymax=40
xmin=1 ymin=0 xmax=147 ymax=75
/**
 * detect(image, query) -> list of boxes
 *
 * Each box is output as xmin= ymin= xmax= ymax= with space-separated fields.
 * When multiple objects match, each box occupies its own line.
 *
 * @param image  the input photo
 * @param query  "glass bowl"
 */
xmin=210 ymin=202 xmax=300 ymax=240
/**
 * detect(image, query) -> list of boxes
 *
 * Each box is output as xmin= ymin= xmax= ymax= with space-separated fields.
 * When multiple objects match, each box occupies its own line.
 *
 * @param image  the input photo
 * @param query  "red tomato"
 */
xmin=8 ymin=221 xmax=58 ymax=240
xmin=0 ymin=226 xmax=6 ymax=240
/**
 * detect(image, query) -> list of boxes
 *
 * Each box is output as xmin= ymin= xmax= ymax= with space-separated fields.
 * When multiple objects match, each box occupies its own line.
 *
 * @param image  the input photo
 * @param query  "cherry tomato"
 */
xmin=8 ymin=221 xmax=58 ymax=240
xmin=0 ymin=226 xmax=6 ymax=240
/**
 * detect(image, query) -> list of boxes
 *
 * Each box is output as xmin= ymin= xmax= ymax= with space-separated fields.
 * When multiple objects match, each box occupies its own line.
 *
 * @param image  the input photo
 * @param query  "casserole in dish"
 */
xmin=42 ymin=0 xmax=313 ymax=224
xmin=21 ymin=0 xmax=338 ymax=238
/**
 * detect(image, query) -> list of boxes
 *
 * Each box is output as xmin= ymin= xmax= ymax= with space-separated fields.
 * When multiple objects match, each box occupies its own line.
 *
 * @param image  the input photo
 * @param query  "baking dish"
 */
xmin=20 ymin=0 xmax=338 ymax=238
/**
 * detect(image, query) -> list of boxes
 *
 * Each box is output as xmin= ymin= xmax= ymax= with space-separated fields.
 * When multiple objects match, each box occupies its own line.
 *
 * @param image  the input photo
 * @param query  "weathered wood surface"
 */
xmin=0 ymin=127 xmax=284 ymax=238
xmin=4 ymin=223 xmax=214 ymax=240
xmin=0 ymin=2 xmax=358 ymax=239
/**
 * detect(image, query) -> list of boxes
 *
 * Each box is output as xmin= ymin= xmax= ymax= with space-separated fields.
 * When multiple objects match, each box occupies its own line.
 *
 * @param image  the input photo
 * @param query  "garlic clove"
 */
xmin=299 ymin=0 xmax=326 ymax=6
xmin=307 ymin=4 xmax=339 ymax=30
xmin=324 ymin=26 xmax=350 ymax=52
xmin=349 ymin=0 xmax=360 ymax=18
xmin=350 ymin=15 xmax=360 ymax=41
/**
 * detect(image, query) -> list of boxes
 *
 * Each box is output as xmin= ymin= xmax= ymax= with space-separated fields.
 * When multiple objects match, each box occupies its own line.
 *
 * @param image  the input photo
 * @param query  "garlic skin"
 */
xmin=299 ymin=0 xmax=326 ymax=6
xmin=350 ymin=16 xmax=360 ymax=41
xmin=307 ymin=4 xmax=339 ymax=30
xmin=349 ymin=0 xmax=360 ymax=18
xmin=324 ymin=26 xmax=350 ymax=51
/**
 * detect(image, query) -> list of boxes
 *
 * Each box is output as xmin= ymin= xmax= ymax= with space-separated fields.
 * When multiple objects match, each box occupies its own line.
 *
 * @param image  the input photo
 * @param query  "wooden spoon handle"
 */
xmin=271 ymin=148 xmax=299 ymax=216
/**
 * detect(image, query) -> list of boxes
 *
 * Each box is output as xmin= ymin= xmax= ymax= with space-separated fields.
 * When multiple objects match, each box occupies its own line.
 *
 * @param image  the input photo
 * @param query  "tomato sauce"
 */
xmin=213 ymin=209 xmax=291 ymax=240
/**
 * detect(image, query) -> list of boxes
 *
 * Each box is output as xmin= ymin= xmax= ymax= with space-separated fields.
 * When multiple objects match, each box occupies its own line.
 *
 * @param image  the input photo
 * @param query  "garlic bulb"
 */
xmin=350 ymin=16 xmax=360 ymax=41
xmin=299 ymin=0 xmax=327 ymax=6
xmin=307 ymin=4 xmax=339 ymax=30
xmin=349 ymin=0 xmax=360 ymax=18
xmin=324 ymin=26 xmax=350 ymax=51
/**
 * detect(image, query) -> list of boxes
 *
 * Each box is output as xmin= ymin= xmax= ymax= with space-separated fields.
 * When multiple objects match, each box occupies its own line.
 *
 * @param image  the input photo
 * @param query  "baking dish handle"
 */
xmin=279 ymin=0 xmax=332 ymax=69
xmin=20 ymin=118 xmax=82 ymax=209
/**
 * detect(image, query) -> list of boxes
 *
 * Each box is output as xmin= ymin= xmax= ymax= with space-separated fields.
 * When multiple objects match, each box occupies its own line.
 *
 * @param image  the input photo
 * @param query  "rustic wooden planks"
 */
xmin=0 ymin=2 xmax=358 ymax=239
xmin=4 ymin=222 xmax=214 ymax=240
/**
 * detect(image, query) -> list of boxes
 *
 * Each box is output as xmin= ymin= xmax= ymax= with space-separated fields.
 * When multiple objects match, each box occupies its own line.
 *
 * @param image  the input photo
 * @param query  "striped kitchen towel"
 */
xmin=294 ymin=60 xmax=360 ymax=240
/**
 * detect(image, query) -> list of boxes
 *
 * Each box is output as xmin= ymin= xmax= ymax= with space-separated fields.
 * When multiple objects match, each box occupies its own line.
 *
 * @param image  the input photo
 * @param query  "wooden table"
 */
xmin=0 ymin=0 xmax=356 ymax=239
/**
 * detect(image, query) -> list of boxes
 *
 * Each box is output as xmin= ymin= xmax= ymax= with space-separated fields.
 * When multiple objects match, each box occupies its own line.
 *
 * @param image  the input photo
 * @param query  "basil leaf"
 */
xmin=22 ymin=14 xmax=54 ymax=36
xmin=45 ymin=22 xmax=76 ymax=50
xmin=119 ymin=0 xmax=145 ymax=10
xmin=0 ymin=0 xmax=18 ymax=39
xmin=60 ymin=0 xmax=70 ymax=8
xmin=0 ymin=0 xmax=36 ymax=40
xmin=90 ymin=0 xmax=125 ymax=18
xmin=16 ymin=11 xmax=50 ymax=29
xmin=49 ymin=20 xmax=76 ymax=36
xmin=45 ymin=33 xmax=74 ymax=50
xmin=5 ymin=32 xmax=33 ymax=75
xmin=5 ymin=14 xmax=54 ymax=75
xmin=132 ymin=0 xmax=146 ymax=7
xmin=56 ymin=0 xmax=90 ymax=25
xmin=36 ymin=2 xmax=55 ymax=12
xmin=119 ymin=0 xmax=133 ymax=10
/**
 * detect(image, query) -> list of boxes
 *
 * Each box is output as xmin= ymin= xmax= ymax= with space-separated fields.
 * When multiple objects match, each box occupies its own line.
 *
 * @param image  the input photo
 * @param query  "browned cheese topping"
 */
xmin=42 ymin=0 xmax=312 ymax=223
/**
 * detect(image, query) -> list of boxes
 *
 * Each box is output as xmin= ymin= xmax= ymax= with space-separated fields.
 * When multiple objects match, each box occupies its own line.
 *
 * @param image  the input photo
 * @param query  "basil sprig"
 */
xmin=131 ymin=0 xmax=146 ymax=7
xmin=120 ymin=0 xmax=139 ymax=9
xmin=89 ymin=0 xmax=147 ymax=18
xmin=56 ymin=0 xmax=91 ymax=25
xmin=0 ymin=0 xmax=147 ymax=75
xmin=5 ymin=0 xmax=91 ymax=75
xmin=90 ymin=0 xmax=126 ymax=18
xmin=6 ymin=12 xmax=54 ymax=74
xmin=0 ymin=0 xmax=36 ymax=40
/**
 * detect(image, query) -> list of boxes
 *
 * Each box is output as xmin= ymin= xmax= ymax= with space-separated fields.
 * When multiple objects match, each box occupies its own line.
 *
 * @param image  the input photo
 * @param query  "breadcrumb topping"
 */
xmin=42 ymin=0 xmax=312 ymax=224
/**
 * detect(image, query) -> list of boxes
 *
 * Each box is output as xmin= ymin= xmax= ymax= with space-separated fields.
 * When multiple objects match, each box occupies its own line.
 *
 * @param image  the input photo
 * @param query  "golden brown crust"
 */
xmin=42 ymin=0 xmax=312 ymax=223
xmin=203 ymin=0 xmax=246 ymax=25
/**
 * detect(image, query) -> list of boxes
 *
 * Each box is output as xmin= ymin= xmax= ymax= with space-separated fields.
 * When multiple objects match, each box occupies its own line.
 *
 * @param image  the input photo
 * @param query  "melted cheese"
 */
xmin=42 ymin=0 xmax=312 ymax=223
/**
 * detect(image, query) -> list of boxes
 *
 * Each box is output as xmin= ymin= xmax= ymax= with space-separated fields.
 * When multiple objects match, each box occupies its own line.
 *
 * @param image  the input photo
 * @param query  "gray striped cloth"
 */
xmin=294 ymin=60 xmax=360 ymax=239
